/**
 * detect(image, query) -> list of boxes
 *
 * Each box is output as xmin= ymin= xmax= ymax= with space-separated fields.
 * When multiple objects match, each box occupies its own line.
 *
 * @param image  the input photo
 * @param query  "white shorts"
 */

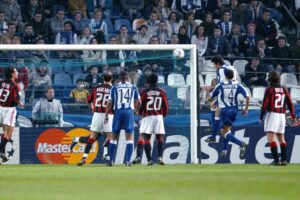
xmin=264 ymin=112 xmax=286 ymax=134
xmin=139 ymin=115 xmax=165 ymax=134
xmin=90 ymin=112 xmax=113 ymax=133
xmin=0 ymin=106 xmax=17 ymax=127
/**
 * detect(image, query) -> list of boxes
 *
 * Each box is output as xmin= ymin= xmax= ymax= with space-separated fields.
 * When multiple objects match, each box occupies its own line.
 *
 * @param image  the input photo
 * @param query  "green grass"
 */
xmin=1 ymin=164 xmax=300 ymax=200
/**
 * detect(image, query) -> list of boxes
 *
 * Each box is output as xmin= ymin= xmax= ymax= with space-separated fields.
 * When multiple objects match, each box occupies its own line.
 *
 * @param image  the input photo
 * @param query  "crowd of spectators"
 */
xmin=0 ymin=0 xmax=299 ymax=107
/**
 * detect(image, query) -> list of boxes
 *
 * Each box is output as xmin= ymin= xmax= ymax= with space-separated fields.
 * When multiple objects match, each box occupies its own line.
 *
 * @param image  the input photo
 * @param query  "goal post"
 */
xmin=0 ymin=44 xmax=199 ymax=164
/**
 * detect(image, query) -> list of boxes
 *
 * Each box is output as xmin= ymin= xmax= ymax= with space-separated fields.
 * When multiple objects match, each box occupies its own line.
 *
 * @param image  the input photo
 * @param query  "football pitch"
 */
xmin=0 ymin=164 xmax=299 ymax=200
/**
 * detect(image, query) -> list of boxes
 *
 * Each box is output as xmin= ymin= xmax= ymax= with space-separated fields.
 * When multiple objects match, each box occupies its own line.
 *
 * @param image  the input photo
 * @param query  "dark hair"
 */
xmin=76 ymin=78 xmax=84 ymax=83
xmin=64 ymin=21 xmax=72 ymax=26
xmin=25 ymin=23 xmax=33 ymax=28
xmin=211 ymin=55 xmax=225 ymax=65
xmin=147 ymin=73 xmax=158 ymax=87
xmin=263 ymin=8 xmax=271 ymax=13
xmin=120 ymin=71 xmax=128 ymax=81
xmin=4 ymin=67 xmax=16 ymax=80
xmin=268 ymin=71 xmax=280 ymax=87
xmin=103 ymin=71 xmax=113 ymax=82
xmin=225 ymin=69 xmax=234 ymax=80
xmin=277 ymin=36 xmax=286 ymax=41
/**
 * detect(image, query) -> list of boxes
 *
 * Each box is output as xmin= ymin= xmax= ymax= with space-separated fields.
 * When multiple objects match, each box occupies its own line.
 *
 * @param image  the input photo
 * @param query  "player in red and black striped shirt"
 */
xmin=74 ymin=72 xmax=113 ymax=166
xmin=138 ymin=73 xmax=169 ymax=165
xmin=259 ymin=71 xmax=296 ymax=166
xmin=0 ymin=67 xmax=24 ymax=163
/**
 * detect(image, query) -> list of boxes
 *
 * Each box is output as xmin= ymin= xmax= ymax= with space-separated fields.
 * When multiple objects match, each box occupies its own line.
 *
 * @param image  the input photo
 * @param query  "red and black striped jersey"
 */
xmin=87 ymin=83 xmax=112 ymax=113
xmin=139 ymin=87 xmax=169 ymax=117
xmin=0 ymin=80 xmax=20 ymax=107
xmin=260 ymin=86 xmax=296 ymax=120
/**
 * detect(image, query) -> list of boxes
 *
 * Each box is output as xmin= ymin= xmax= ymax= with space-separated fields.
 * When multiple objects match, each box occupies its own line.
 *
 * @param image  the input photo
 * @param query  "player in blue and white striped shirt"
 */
xmin=105 ymin=71 xmax=141 ymax=166
xmin=207 ymin=69 xmax=250 ymax=158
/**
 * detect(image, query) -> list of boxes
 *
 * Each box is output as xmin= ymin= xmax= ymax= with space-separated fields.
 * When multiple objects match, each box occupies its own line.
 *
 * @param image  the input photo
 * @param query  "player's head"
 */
xmin=4 ymin=66 xmax=18 ymax=80
xmin=120 ymin=71 xmax=129 ymax=82
xmin=147 ymin=73 xmax=158 ymax=87
xmin=211 ymin=55 xmax=224 ymax=69
xmin=225 ymin=69 xmax=234 ymax=80
xmin=268 ymin=71 xmax=280 ymax=87
xmin=103 ymin=71 xmax=113 ymax=83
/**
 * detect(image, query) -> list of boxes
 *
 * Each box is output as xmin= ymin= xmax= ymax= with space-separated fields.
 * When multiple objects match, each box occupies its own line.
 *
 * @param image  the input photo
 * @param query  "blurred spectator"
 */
xmin=200 ymin=12 xmax=217 ymax=37
xmin=157 ymin=20 xmax=171 ymax=44
xmin=178 ymin=25 xmax=190 ymax=44
xmin=271 ymin=36 xmax=296 ymax=73
xmin=87 ymin=0 xmax=114 ymax=19
xmin=8 ymin=35 xmax=32 ymax=60
xmin=255 ymin=38 xmax=274 ymax=72
xmin=132 ymin=25 xmax=151 ymax=44
xmin=244 ymin=57 xmax=267 ymax=88
xmin=31 ymin=11 xmax=48 ymax=38
xmin=32 ymin=87 xmax=64 ymax=127
xmin=49 ymin=8 xmax=67 ymax=43
xmin=0 ymin=11 xmax=8 ymax=36
xmin=85 ymin=65 xmax=101 ymax=89
xmin=181 ymin=0 xmax=204 ymax=18
xmin=229 ymin=24 xmax=243 ymax=57
xmin=137 ymin=64 xmax=152 ymax=87
xmin=71 ymin=11 xmax=89 ymax=36
xmin=170 ymin=33 xmax=179 ymax=44
xmin=166 ymin=11 xmax=183 ymax=34
xmin=205 ymin=0 xmax=223 ymax=18
xmin=291 ymin=38 xmax=300 ymax=73
xmin=21 ymin=0 xmax=43 ymax=22
xmin=79 ymin=27 xmax=94 ymax=44
xmin=191 ymin=25 xmax=208 ymax=56
xmin=128 ymin=63 xmax=140 ymax=85
xmin=0 ymin=23 xmax=16 ymax=44
xmin=103 ymin=36 xmax=125 ymax=70
xmin=239 ymin=23 xmax=260 ymax=57
xmin=68 ymin=0 xmax=87 ymax=18
xmin=88 ymin=9 xmax=107 ymax=35
xmin=28 ymin=61 xmax=52 ymax=101
xmin=217 ymin=10 xmax=233 ymax=38
xmin=147 ymin=11 xmax=160 ymax=36
xmin=243 ymin=0 xmax=265 ymax=25
xmin=81 ymin=37 xmax=105 ymax=70
xmin=182 ymin=12 xmax=198 ymax=38
xmin=222 ymin=0 xmax=245 ymax=28
xmin=152 ymin=0 xmax=171 ymax=21
xmin=70 ymin=78 xmax=89 ymax=103
xmin=260 ymin=0 xmax=282 ymax=23
xmin=55 ymin=21 xmax=78 ymax=59
xmin=124 ymin=40 xmax=140 ymax=66
xmin=207 ymin=26 xmax=232 ymax=57
xmin=21 ymin=23 xmax=37 ymax=44
xmin=32 ymin=37 xmax=50 ymax=62
xmin=0 ymin=0 xmax=24 ymax=33
xmin=255 ymin=9 xmax=277 ymax=47
xmin=116 ymin=25 xmax=132 ymax=44
xmin=15 ymin=58 xmax=30 ymax=90
xmin=120 ymin=0 xmax=144 ymax=22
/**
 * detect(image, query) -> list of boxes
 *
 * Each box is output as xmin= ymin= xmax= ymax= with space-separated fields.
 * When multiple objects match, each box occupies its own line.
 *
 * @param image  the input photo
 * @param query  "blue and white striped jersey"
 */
xmin=210 ymin=81 xmax=249 ymax=108
xmin=110 ymin=82 xmax=140 ymax=110
xmin=216 ymin=65 xmax=238 ymax=83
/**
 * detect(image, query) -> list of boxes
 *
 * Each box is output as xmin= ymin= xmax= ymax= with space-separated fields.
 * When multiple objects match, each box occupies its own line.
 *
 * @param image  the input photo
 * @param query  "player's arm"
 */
xmin=86 ymin=89 xmax=94 ymax=112
xmin=138 ymin=91 xmax=146 ymax=116
xmin=32 ymin=100 xmax=41 ymax=120
xmin=259 ymin=87 xmax=270 ymax=121
xmin=206 ymin=83 xmax=220 ymax=102
xmin=162 ymin=91 xmax=169 ymax=117
xmin=239 ymin=84 xmax=250 ymax=116
xmin=133 ymin=86 xmax=141 ymax=114
xmin=284 ymin=88 xmax=296 ymax=122
xmin=105 ymin=87 xmax=114 ymax=123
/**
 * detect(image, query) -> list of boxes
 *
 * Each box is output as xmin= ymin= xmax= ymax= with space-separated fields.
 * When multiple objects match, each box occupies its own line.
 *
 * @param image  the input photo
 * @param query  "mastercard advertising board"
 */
xmin=35 ymin=128 xmax=98 ymax=164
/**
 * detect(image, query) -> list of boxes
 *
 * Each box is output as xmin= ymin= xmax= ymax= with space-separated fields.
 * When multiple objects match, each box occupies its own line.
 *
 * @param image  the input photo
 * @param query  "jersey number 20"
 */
xmin=146 ymin=96 xmax=162 ymax=111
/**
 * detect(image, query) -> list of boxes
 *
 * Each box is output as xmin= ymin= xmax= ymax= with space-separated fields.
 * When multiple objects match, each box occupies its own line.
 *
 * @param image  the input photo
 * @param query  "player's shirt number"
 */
xmin=275 ymin=93 xmax=285 ymax=108
xmin=0 ymin=88 xmax=10 ymax=103
xmin=117 ymin=88 xmax=131 ymax=104
xmin=95 ymin=93 xmax=110 ymax=107
xmin=146 ymin=96 xmax=162 ymax=111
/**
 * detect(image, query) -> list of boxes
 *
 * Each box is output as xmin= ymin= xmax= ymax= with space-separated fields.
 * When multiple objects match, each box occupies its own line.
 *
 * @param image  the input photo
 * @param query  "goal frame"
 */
xmin=0 ymin=44 xmax=199 ymax=164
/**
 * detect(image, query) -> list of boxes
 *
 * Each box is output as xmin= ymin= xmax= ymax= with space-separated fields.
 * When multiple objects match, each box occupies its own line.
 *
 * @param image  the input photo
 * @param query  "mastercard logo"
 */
xmin=35 ymin=128 xmax=98 ymax=164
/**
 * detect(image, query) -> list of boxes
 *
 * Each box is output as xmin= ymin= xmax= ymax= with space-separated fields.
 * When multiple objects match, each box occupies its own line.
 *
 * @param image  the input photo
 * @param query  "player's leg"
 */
xmin=124 ymin=109 xmax=135 ymax=166
xmin=0 ymin=125 xmax=14 ymax=162
xmin=276 ymin=133 xmax=287 ymax=166
xmin=132 ymin=134 xmax=143 ymax=164
xmin=267 ymin=132 xmax=280 ymax=165
xmin=103 ymin=132 xmax=111 ymax=161
xmin=156 ymin=134 xmax=165 ymax=165
xmin=143 ymin=133 xmax=153 ymax=165
xmin=108 ymin=111 xmax=122 ymax=166
xmin=206 ymin=106 xmax=220 ymax=143
xmin=77 ymin=131 xmax=100 ymax=166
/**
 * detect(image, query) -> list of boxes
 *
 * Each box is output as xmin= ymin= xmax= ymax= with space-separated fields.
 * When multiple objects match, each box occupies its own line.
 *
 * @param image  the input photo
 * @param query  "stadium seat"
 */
xmin=201 ymin=59 xmax=216 ymax=75
xmin=214 ymin=19 xmax=220 ymax=24
xmin=48 ymin=59 xmax=64 ymax=74
xmin=224 ymin=60 xmax=231 ymax=66
xmin=158 ymin=75 xmax=165 ymax=84
xmin=167 ymin=73 xmax=185 ymax=87
xmin=280 ymin=73 xmax=299 ymax=88
xmin=186 ymin=74 xmax=204 ymax=87
xmin=64 ymin=59 xmax=83 ymax=75
xmin=177 ymin=86 xmax=189 ymax=101
xmin=233 ymin=59 xmax=248 ymax=75
xmin=114 ymin=19 xmax=132 ymax=32
xmin=54 ymin=73 xmax=72 ymax=86
xmin=73 ymin=73 xmax=88 ymax=85
xmin=252 ymin=87 xmax=266 ymax=102
xmin=194 ymin=19 xmax=202 ymax=25
xmin=104 ymin=18 xmax=114 ymax=33
xmin=132 ymin=18 xmax=147 ymax=32
xmin=290 ymin=88 xmax=300 ymax=103
xmin=204 ymin=73 xmax=216 ymax=86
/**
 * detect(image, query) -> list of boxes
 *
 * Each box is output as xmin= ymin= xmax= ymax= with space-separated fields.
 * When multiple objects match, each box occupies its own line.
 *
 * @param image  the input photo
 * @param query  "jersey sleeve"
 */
xmin=138 ymin=90 xmax=147 ymax=115
xmin=260 ymin=87 xmax=270 ymax=120
xmin=109 ymin=86 xmax=115 ymax=102
xmin=161 ymin=90 xmax=169 ymax=116
xmin=133 ymin=86 xmax=140 ymax=101
xmin=284 ymin=87 xmax=296 ymax=119
xmin=237 ymin=84 xmax=249 ymax=98
xmin=210 ymin=84 xmax=221 ymax=99
xmin=86 ymin=88 xmax=95 ymax=104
